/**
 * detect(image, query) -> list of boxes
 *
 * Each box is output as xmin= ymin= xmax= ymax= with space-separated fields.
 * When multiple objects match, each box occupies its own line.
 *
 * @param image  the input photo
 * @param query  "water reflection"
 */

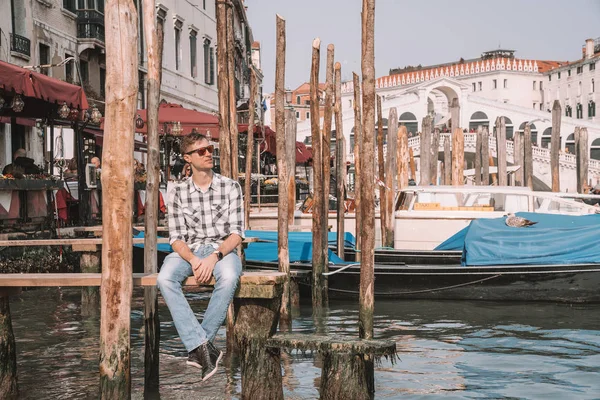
xmin=9 ymin=289 xmax=600 ymax=399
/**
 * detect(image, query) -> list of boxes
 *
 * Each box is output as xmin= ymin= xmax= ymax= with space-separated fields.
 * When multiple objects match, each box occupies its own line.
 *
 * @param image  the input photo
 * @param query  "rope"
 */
xmin=300 ymin=274 xmax=503 ymax=296
xmin=323 ymin=263 xmax=360 ymax=276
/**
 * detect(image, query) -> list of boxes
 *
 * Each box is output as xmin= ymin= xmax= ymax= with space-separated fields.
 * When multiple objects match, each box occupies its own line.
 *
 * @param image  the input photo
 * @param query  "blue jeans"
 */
xmin=157 ymin=244 xmax=242 ymax=352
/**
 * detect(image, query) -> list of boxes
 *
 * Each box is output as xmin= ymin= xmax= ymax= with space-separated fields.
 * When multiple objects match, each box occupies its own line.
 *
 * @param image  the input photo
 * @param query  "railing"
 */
xmin=77 ymin=9 xmax=105 ymax=42
xmin=10 ymin=33 xmax=31 ymax=57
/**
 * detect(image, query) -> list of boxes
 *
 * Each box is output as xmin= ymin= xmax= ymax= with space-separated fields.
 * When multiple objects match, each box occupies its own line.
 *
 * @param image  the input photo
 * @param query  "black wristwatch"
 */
xmin=213 ymin=250 xmax=224 ymax=261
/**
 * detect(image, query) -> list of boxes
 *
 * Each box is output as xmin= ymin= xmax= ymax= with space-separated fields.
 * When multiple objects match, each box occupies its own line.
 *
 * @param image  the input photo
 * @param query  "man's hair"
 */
xmin=181 ymin=132 xmax=209 ymax=154
xmin=14 ymin=148 xmax=26 ymax=158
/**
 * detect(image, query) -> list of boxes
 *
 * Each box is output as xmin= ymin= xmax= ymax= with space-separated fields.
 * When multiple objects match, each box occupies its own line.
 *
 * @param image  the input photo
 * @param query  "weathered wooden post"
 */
xmin=274 ymin=15 xmax=290 ymax=324
xmin=286 ymin=110 xmax=297 ymax=226
xmin=451 ymin=128 xmax=464 ymax=185
xmin=430 ymin=128 xmax=440 ymax=184
xmin=335 ymin=62 xmax=346 ymax=259
xmin=323 ymin=44 xmax=335 ymax=243
xmin=100 ymin=0 xmax=137 ymax=397
xmin=514 ymin=130 xmax=524 ymax=186
xmin=216 ymin=0 xmax=231 ymax=177
xmin=474 ymin=127 xmax=482 ymax=185
xmin=420 ymin=116 xmax=432 ymax=186
xmin=376 ymin=95 xmax=386 ymax=243
xmin=489 ymin=155 xmax=497 ymax=185
xmin=80 ymin=250 xmax=101 ymax=316
xmin=311 ymin=38 xmax=327 ymax=308
xmin=227 ymin=3 xmax=239 ymax=178
xmin=409 ymin=147 xmax=416 ymax=181
xmin=524 ymin=124 xmax=534 ymax=190
xmin=551 ymin=100 xmax=561 ymax=192
xmin=481 ymin=126 xmax=490 ymax=185
xmin=245 ymin=69 xmax=257 ymax=229
xmin=497 ymin=117 xmax=507 ymax=186
xmin=352 ymin=73 xmax=362 ymax=252
xmin=360 ymin=0 xmax=376 ymax=393
xmin=397 ymin=126 xmax=409 ymax=190
xmin=576 ymin=127 xmax=589 ymax=193
xmin=450 ymin=98 xmax=460 ymax=131
xmin=142 ymin=1 xmax=164 ymax=392
xmin=0 ymin=296 xmax=18 ymax=398
xmin=383 ymin=108 xmax=397 ymax=248
xmin=443 ymin=133 xmax=451 ymax=185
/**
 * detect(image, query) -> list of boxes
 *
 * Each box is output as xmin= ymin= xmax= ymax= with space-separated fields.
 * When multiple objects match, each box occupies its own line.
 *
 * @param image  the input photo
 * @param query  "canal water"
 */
xmin=11 ymin=287 xmax=600 ymax=399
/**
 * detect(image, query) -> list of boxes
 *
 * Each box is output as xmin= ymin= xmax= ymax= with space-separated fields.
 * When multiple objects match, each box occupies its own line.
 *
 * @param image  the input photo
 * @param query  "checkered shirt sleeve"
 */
xmin=227 ymin=180 xmax=245 ymax=239
xmin=168 ymin=185 xmax=188 ymax=245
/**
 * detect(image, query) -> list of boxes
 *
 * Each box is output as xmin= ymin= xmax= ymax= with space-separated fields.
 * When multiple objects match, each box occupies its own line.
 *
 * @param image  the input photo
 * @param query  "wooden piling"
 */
xmin=100 ymin=1 xmax=137 ymax=397
xmin=450 ymin=98 xmax=460 ymax=131
xmin=409 ymin=147 xmax=416 ymax=181
xmin=497 ymin=117 xmax=507 ymax=186
xmin=514 ymin=130 xmax=523 ymax=186
xmin=274 ymin=15 xmax=290 ymax=323
xmin=216 ymin=0 xmax=231 ymax=177
xmin=481 ymin=126 xmax=490 ymax=185
xmin=397 ymin=126 xmax=409 ymax=190
xmin=384 ymin=108 xmax=397 ymax=248
xmin=489 ymin=155 xmax=497 ymax=185
xmin=245 ymin=69 xmax=257 ymax=229
xmin=451 ymin=128 xmax=464 ymax=185
xmin=0 ymin=297 xmax=18 ymax=399
xmin=310 ymin=38 xmax=327 ymax=308
xmin=551 ymin=100 xmax=561 ymax=192
xmin=227 ymin=3 xmax=239 ymax=178
xmin=576 ymin=127 xmax=589 ymax=193
xmin=524 ymin=124 xmax=534 ymax=190
xmin=323 ymin=44 xmax=335 ymax=243
xmin=352 ymin=72 xmax=362 ymax=252
xmin=376 ymin=95 xmax=385 ymax=243
xmin=286 ymin=111 xmax=297 ymax=226
xmin=430 ymin=128 xmax=440 ymax=184
xmin=420 ymin=116 xmax=432 ymax=186
xmin=443 ymin=134 xmax=451 ymax=185
xmin=335 ymin=62 xmax=346 ymax=259
xmin=474 ymin=127 xmax=482 ymax=185
xmin=142 ymin=1 xmax=164 ymax=392
xmin=81 ymin=251 xmax=101 ymax=316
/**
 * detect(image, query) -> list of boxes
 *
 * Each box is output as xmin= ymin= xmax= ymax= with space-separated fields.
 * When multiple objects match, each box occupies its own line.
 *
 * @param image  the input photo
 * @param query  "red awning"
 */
xmin=295 ymin=141 xmax=312 ymax=164
xmin=0 ymin=60 xmax=88 ymax=110
xmin=133 ymin=103 xmax=220 ymax=137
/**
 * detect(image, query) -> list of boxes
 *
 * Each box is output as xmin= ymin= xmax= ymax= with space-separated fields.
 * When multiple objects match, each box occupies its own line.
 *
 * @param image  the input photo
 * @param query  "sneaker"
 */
xmin=187 ymin=342 xmax=219 ymax=381
xmin=207 ymin=341 xmax=223 ymax=370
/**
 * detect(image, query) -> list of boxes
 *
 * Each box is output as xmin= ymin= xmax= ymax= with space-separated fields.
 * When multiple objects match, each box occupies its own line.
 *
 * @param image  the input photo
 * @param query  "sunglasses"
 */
xmin=186 ymin=145 xmax=214 ymax=156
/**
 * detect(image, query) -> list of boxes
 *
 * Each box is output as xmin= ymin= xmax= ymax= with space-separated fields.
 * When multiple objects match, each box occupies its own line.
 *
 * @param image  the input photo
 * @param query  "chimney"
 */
xmin=586 ymin=38 xmax=594 ymax=59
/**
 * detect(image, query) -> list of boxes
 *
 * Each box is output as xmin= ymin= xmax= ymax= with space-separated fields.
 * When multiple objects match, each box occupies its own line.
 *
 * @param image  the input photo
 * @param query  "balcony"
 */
xmin=77 ymin=9 xmax=105 ymax=43
xmin=10 ymin=33 xmax=31 ymax=57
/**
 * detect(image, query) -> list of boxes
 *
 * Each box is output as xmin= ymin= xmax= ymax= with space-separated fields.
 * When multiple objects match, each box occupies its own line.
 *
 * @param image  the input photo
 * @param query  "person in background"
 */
xmin=583 ymin=183 xmax=600 ymax=206
xmin=91 ymin=156 xmax=101 ymax=170
xmin=2 ymin=148 xmax=41 ymax=176
xmin=157 ymin=132 xmax=244 ymax=381
xmin=64 ymin=158 xmax=78 ymax=181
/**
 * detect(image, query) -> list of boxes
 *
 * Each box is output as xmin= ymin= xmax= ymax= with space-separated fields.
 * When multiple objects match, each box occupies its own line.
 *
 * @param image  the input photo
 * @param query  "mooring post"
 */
xmin=142 ymin=0 xmax=164 ymax=393
xmin=100 ymin=1 xmax=137 ymax=397
xmin=431 ymin=128 xmax=440 ymax=184
xmin=420 ymin=116 xmax=432 ymax=186
xmin=551 ymin=100 xmax=562 ymax=192
xmin=514 ymin=130 xmax=523 ymax=186
xmin=226 ymin=4 xmax=239 ymax=178
xmin=443 ymin=133 xmax=451 ymax=185
xmin=397 ymin=126 xmax=409 ymax=190
xmin=497 ymin=117 xmax=507 ymax=187
xmin=79 ymin=249 xmax=101 ymax=316
xmin=311 ymin=38 xmax=327 ymax=309
xmin=409 ymin=147 xmax=416 ymax=181
xmin=245 ymin=69 xmax=257 ymax=230
xmin=475 ymin=126 xmax=482 ymax=185
xmin=524 ymin=124 xmax=534 ymax=190
xmin=335 ymin=62 xmax=346 ymax=260
xmin=383 ymin=107 xmax=397 ymax=248
xmin=352 ymin=73 xmax=362 ymax=252
xmin=576 ymin=127 xmax=589 ymax=193
xmin=451 ymin=128 xmax=464 ymax=186
xmin=376 ymin=95 xmax=386 ymax=244
xmin=360 ymin=0 xmax=376 ymax=393
xmin=323 ymin=44 xmax=335 ymax=247
xmin=450 ymin=98 xmax=460 ymax=132
xmin=481 ymin=126 xmax=490 ymax=185
xmin=0 ymin=295 xmax=18 ymax=399
xmin=216 ymin=0 xmax=231 ymax=177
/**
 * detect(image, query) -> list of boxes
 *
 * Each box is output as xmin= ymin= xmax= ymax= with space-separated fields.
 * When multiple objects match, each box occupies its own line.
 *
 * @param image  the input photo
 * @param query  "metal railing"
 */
xmin=77 ymin=9 xmax=105 ymax=42
xmin=10 ymin=33 xmax=31 ymax=57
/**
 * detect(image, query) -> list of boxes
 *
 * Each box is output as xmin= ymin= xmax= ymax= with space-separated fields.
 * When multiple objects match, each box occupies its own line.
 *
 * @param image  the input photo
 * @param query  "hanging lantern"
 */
xmin=90 ymin=106 xmax=102 ymax=125
xmin=58 ymin=102 xmax=70 ymax=119
xmin=135 ymin=114 xmax=145 ymax=129
xmin=172 ymin=121 xmax=183 ymax=136
xmin=11 ymin=94 xmax=25 ymax=112
xmin=68 ymin=108 xmax=80 ymax=121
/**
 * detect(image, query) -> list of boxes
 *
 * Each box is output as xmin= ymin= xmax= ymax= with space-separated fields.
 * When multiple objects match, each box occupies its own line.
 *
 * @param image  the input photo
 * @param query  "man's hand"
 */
xmin=191 ymin=254 xmax=218 ymax=284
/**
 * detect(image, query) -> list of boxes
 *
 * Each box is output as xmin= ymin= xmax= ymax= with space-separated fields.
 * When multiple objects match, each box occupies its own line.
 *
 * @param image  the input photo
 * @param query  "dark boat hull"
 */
xmin=246 ymin=260 xmax=600 ymax=303
xmin=337 ymin=246 xmax=462 ymax=265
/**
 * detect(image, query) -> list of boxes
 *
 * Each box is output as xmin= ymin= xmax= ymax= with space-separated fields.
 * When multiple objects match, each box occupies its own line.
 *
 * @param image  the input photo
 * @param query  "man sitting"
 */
xmin=2 ymin=148 xmax=41 ymax=176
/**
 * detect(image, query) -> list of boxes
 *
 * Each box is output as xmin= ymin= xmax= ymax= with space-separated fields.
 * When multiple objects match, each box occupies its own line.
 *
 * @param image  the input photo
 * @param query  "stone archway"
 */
xmin=425 ymin=82 xmax=462 ymax=129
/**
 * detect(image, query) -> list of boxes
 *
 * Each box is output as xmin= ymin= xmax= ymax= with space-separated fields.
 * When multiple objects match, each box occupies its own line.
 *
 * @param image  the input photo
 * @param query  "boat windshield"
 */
xmin=533 ymin=195 xmax=596 ymax=214
xmin=410 ymin=191 xmax=529 ymax=212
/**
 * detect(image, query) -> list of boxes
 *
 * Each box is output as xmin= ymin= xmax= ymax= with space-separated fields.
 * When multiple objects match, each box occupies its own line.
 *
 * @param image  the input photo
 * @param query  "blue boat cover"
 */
xmin=458 ymin=212 xmax=600 ymax=266
xmin=434 ymin=226 xmax=468 ymax=251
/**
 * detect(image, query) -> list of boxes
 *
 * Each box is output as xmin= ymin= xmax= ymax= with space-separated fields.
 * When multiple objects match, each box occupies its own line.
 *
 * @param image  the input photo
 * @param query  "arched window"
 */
xmin=566 ymin=133 xmax=575 ymax=154
xmin=497 ymin=116 xmax=514 ymax=139
xmin=589 ymin=101 xmax=596 ymax=118
xmin=541 ymin=127 xmax=552 ymax=148
xmin=518 ymin=122 xmax=538 ymax=145
xmin=591 ymin=138 xmax=600 ymax=160
xmin=399 ymin=112 xmax=418 ymax=135
xmin=469 ymin=111 xmax=489 ymax=130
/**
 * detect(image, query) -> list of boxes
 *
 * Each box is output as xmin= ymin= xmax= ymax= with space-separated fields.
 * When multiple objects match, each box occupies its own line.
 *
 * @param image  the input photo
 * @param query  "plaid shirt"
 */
xmin=168 ymin=173 xmax=245 ymax=251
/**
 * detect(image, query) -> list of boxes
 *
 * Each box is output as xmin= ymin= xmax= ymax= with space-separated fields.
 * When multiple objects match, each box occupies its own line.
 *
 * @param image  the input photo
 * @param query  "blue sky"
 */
xmin=246 ymin=0 xmax=600 ymax=93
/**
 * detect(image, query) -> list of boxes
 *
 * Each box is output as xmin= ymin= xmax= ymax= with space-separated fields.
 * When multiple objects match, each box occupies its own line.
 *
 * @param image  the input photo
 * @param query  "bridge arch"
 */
xmin=517 ymin=122 xmax=539 ymax=146
xmin=566 ymin=133 xmax=575 ymax=154
xmin=399 ymin=112 xmax=418 ymax=135
xmin=469 ymin=111 xmax=489 ymax=131
xmin=497 ymin=116 xmax=514 ymax=139
xmin=541 ymin=127 xmax=552 ymax=148
xmin=591 ymin=138 xmax=600 ymax=160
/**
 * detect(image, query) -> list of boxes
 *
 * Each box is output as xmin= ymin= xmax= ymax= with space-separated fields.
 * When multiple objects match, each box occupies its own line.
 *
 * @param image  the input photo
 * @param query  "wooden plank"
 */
xmin=72 ymin=244 xmax=100 ymax=252
xmin=0 ymin=238 xmax=169 ymax=247
xmin=266 ymin=333 xmax=397 ymax=357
